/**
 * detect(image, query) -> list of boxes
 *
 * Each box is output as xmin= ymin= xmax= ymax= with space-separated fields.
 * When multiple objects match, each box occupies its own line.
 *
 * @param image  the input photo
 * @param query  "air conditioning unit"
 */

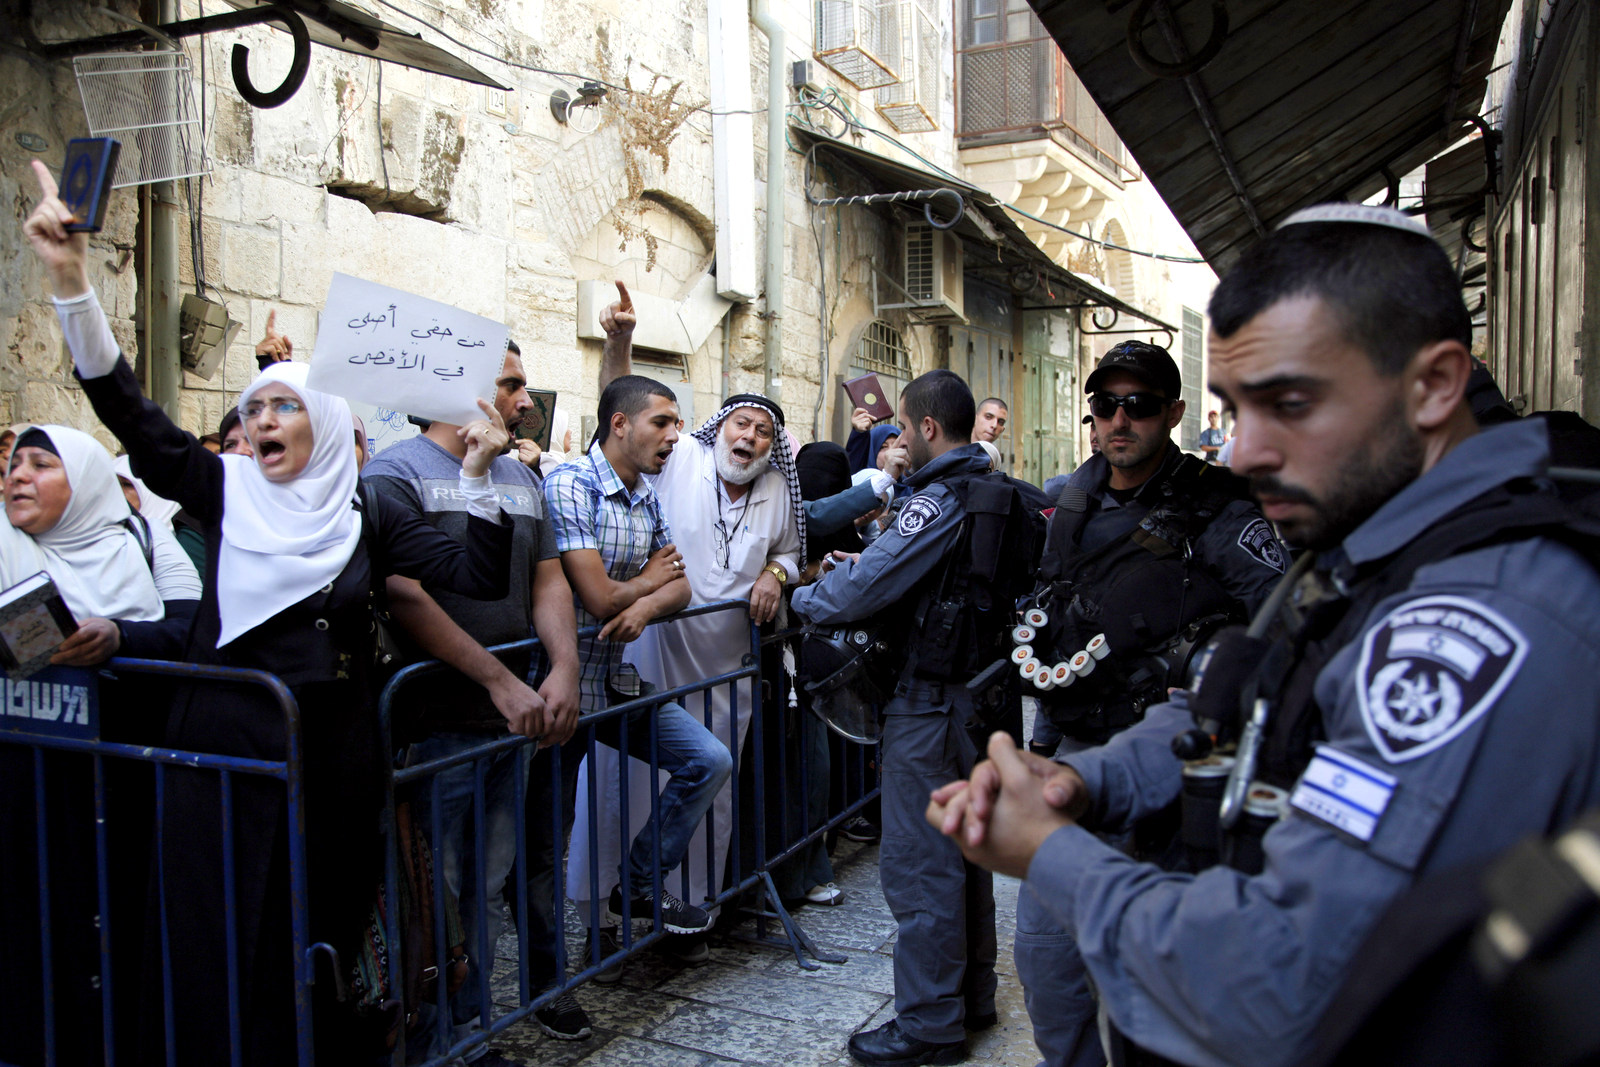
xmin=880 ymin=223 xmax=965 ymax=321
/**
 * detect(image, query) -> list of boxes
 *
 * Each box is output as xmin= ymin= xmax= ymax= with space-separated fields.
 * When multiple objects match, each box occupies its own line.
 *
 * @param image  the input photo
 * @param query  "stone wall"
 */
xmin=2 ymin=0 xmax=1203 ymax=462
xmin=1 ymin=2 xmax=141 ymax=453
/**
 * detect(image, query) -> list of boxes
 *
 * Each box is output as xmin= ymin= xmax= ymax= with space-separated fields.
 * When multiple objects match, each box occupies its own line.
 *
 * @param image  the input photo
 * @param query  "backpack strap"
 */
xmin=122 ymin=511 xmax=155 ymax=573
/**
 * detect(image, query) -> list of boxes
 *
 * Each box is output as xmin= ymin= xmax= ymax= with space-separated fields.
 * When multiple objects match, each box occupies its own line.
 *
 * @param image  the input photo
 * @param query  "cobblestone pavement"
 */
xmin=482 ymin=838 xmax=1039 ymax=1066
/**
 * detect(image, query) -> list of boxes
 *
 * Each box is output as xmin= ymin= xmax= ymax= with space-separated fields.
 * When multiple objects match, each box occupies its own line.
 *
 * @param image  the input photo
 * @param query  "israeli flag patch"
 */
xmin=1356 ymin=595 xmax=1528 ymax=763
xmin=1289 ymin=745 xmax=1396 ymax=842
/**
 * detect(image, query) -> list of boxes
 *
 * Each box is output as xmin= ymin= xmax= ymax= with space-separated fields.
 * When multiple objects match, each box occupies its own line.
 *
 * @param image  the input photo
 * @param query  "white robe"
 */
xmin=567 ymin=435 xmax=800 ymax=911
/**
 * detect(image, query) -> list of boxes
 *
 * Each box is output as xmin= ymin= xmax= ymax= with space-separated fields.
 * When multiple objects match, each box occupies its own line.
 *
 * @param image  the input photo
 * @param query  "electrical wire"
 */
xmin=186 ymin=0 xmax=208 ymax=296
xmin=377 ymin=60 xmax=390 ymax=195
xmin=791 ymin=85 xmax=1209 ymax=264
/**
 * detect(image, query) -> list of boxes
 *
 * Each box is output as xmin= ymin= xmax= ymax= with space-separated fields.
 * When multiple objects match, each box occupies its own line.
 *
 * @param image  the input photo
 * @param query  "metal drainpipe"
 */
xmin=750 ymin=0 xmax=784 ymax=402
xmin=147 ymin=0 xmax=183 ymax=418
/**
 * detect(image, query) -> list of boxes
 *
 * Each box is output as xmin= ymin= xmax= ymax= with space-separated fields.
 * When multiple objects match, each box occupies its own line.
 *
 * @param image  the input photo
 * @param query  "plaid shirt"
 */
xmin=542 ymin=443 xmax=674 ymax=711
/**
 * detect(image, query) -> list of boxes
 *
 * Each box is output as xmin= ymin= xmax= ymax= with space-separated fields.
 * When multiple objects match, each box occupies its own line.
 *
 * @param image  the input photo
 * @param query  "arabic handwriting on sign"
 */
xmin=346 ymin=306 xmax=398 ymax=332
xmin=347 ymin=352 xmax=369 ymax=364
xmin=410 ymin=323 xmax=455 ymax=339
xmin=369 ymin=353 xmax=396 ymax=366
xmin=398 ymin=351 xmax=423 ymax=370
xmin=433 ymin=366 xmax=465 ymax=378
xmin=456 ymin=338 xmax=486 ymax=348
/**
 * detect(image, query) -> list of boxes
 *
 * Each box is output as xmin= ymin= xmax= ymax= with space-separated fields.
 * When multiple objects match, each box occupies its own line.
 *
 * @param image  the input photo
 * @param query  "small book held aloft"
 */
xmin=0 ymin=572 xmax=78 ymax=679
xmin=843 ymin=373 xmax=894 ymax=422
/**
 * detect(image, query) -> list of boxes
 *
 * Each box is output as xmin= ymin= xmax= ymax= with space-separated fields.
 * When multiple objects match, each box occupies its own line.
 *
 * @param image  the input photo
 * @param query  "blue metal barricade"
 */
xmin=374 ymin=599 xmax=881 ymax=1066
xmin=0 ymin=604 xmax=885 ymax=1066
xmin=0 ymin=658 xmax=313 ymax=1067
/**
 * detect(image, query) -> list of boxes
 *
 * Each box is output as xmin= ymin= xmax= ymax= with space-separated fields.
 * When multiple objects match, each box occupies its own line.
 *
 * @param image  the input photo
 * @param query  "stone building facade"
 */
xmin=2 ymin=0 xmax=1213 ymax=475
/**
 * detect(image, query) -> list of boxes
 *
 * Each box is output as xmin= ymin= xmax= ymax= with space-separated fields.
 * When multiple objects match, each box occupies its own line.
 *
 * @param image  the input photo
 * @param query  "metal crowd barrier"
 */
xmin=0 ymin=602 xmax=882 ymax=1067
xmin=375 ymin=600 xmax=880 ymax=1066
xmin=0 ymin=658 xmax=313 ymax=1067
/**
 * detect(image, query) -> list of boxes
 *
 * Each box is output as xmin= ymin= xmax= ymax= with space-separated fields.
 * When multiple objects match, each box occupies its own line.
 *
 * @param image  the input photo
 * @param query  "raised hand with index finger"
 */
xmin=599 ymin=279 xmax=637 ymax=337
xmin=22 ymin=159 xmax=91 ymax=299
xmin=255 ymin=309 xmax=293 ymax=368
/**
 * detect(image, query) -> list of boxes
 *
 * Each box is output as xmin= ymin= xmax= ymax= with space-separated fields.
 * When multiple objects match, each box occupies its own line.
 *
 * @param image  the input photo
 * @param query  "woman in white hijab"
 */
xmin=23 ymin=161 xmax=515 ymax=1067
xmin=0 ymin=424 xmax=201 ymax=1067
xmin=113 ymin=451 xmax=208 ymax=571
xmin=0 ymin=426 xmax=202 ymax=661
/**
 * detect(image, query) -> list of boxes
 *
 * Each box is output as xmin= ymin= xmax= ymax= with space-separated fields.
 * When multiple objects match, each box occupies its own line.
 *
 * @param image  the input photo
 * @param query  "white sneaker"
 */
xmin=804 ymin=882 xmax=845 ymax=906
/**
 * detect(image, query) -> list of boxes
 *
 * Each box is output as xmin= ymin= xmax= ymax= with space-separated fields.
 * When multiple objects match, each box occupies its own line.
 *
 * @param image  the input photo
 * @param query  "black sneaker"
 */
xmin=660 ymin=932 xmax=711 ymax=964
xmin=839 ymin=816 xmax=881 ymax=843
xmin=535 ymin=991 xmax=593 ymax=1041
xmin=591 ymin=926 xmax=624 ymax=984
xmin=605 ymin=884 xmax=713 ymax=934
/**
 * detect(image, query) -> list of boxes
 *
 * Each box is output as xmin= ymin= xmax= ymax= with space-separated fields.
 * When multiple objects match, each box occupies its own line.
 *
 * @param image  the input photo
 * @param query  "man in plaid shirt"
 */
xmin=540 ymin=371 xmax=733 ymax=953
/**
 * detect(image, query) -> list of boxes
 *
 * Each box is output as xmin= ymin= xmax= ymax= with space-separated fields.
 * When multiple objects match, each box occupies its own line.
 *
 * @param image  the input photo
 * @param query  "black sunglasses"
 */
xmin=1088 ymin=392 xmax=1169 ymax=421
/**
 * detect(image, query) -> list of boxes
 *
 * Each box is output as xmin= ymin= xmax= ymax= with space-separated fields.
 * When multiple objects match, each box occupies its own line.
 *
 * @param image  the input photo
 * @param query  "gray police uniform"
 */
xmin=1051 ymin=444 xmax=1285 ymax=587
xmin=1028 ymin=418 xmax=1600 ymax=1067
xmin=1021 ymin=442 xmax=1286 ymax=1067
xmin=792 ymin=444 xmax=1000 ymax=1044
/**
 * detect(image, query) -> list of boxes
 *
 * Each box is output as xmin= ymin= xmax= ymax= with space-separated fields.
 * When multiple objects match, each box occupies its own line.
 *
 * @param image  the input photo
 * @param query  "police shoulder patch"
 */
xmin=896 ymin=494 xmax=944 ymax=537
xmin=1356 ymin=594 xmax=1528 ymax=763
xmin=1237 ymin=518 xmax=1287 ymax=572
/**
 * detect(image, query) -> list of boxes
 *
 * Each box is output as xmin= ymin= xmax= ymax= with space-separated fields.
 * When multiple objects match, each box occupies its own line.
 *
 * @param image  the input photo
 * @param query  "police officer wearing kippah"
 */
xmin=1018 ymin=340 xmax=1284 ymax=1067
xmin=926 ymin=204 xmax=1600 ymax=1067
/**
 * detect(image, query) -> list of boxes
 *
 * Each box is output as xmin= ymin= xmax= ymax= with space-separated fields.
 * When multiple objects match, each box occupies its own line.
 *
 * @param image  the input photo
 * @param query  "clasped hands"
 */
xmin=924 ymin=732 xmax=1092 ymax=879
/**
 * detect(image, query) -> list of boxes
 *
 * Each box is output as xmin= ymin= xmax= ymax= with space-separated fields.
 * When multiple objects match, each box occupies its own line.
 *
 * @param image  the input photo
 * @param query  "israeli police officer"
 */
xmin=926 ymin=204 xmax=1600 ymax=1067
xmin=793 ymin=370 xmax=1024 ymax=1067
xmin=1018 ymin=341 xmax=1286 ymax=1067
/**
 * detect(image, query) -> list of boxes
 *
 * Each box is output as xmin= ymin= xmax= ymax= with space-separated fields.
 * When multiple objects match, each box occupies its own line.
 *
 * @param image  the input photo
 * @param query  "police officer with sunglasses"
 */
xmin=1015 ymin=340 xmax=1286 ymax=1067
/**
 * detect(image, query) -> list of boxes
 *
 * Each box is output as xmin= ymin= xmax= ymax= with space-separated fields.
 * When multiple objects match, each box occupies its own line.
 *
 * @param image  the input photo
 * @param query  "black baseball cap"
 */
xmin=1084 ymin=341 xmax=1182 ymax=398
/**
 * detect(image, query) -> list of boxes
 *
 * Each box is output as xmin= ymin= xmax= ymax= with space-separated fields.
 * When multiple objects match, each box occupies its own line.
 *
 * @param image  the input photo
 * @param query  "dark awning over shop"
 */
xmin=1026 ymin=0 xmax=1510 ymax=273
xmin=795 ymin=128 xmax=1178 ymax=334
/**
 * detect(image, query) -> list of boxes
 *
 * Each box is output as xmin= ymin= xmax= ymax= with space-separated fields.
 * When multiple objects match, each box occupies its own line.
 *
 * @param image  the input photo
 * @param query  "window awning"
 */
xmin=795 ymin=128 xmax=1178 ymax=336
xmin=220 ymin=0 xmax=511 ymax=90
xmin=1026 ymin=0 xmax=1512 ymax=272
xmin=31 ymin=0 xmax=509 ymax=111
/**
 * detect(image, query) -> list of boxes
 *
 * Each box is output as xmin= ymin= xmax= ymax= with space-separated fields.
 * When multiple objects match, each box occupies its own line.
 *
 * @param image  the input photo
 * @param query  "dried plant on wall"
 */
xmin=597 ymin=42 xmax=704 ymax=271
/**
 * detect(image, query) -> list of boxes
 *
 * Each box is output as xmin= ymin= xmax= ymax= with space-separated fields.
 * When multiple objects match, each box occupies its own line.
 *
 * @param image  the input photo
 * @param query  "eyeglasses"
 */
xmin=713 ymin=516 xmax=731 ymax=569
xmin=1088 ymin=392 xmax=1169 ymax=421
xmin=241 ymin=399 xmax=306 ymax=420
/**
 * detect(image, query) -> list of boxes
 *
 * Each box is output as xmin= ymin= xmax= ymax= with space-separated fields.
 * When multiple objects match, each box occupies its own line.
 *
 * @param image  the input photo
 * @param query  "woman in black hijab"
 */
xmin=796 ymin=441 xmax=892 ymax=576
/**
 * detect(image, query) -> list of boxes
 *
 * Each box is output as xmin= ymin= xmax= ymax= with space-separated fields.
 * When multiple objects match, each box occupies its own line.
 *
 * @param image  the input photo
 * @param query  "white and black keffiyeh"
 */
xmin=692 ymin=393 xmax=806 ymax=565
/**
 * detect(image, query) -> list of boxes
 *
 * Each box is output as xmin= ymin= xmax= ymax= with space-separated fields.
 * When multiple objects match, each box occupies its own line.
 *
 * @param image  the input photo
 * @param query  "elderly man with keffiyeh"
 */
xmin=570 ymin=283 xmax=805 ymax=941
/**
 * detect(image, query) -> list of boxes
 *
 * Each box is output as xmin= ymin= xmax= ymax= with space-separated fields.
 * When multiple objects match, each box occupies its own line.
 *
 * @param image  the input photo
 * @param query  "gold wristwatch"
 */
xmin=764 ymin=562 xmax=788 ymax=585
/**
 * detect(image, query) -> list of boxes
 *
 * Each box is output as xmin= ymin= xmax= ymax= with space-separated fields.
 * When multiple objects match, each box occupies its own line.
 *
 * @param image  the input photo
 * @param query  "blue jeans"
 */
xmin=406 ymin=732 xmax=531 ymax=1025
xmin=593 ymin=699 xmax=733 ymax=894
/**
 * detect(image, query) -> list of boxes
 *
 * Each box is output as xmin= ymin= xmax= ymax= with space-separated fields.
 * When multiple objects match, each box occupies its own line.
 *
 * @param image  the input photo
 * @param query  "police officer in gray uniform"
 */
xmin=926 ymin=204 xmax=1600 ymax=1067
xmin=793 ymin=370 xmax=1000 ymax=1067
xmin=1020 ymin=341 xmax=1285 ymax=1067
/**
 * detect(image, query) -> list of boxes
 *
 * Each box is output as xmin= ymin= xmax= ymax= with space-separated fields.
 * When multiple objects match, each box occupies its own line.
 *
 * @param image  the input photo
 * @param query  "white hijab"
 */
xmin=215 ymin=362 xmax=361 ymax=647
xmin=113 ymin=453 xmax=182 ymax=530
xmin=0 ymin=425 xmax=163 ymax=622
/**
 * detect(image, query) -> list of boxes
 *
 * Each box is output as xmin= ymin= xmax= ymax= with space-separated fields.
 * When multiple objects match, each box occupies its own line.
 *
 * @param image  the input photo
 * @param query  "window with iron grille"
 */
xmin=876 ymin=0 xmax=941 ymax=132
xmin=1180 ymin=307 xmax=1204 ymax=451
xmin=954 ymin=0 xmax=1130 ymax=179
xmin=857 ymin=320 xmax=912 ymax=379
xmin=816 ymin=0 xmax=902 ymax=89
